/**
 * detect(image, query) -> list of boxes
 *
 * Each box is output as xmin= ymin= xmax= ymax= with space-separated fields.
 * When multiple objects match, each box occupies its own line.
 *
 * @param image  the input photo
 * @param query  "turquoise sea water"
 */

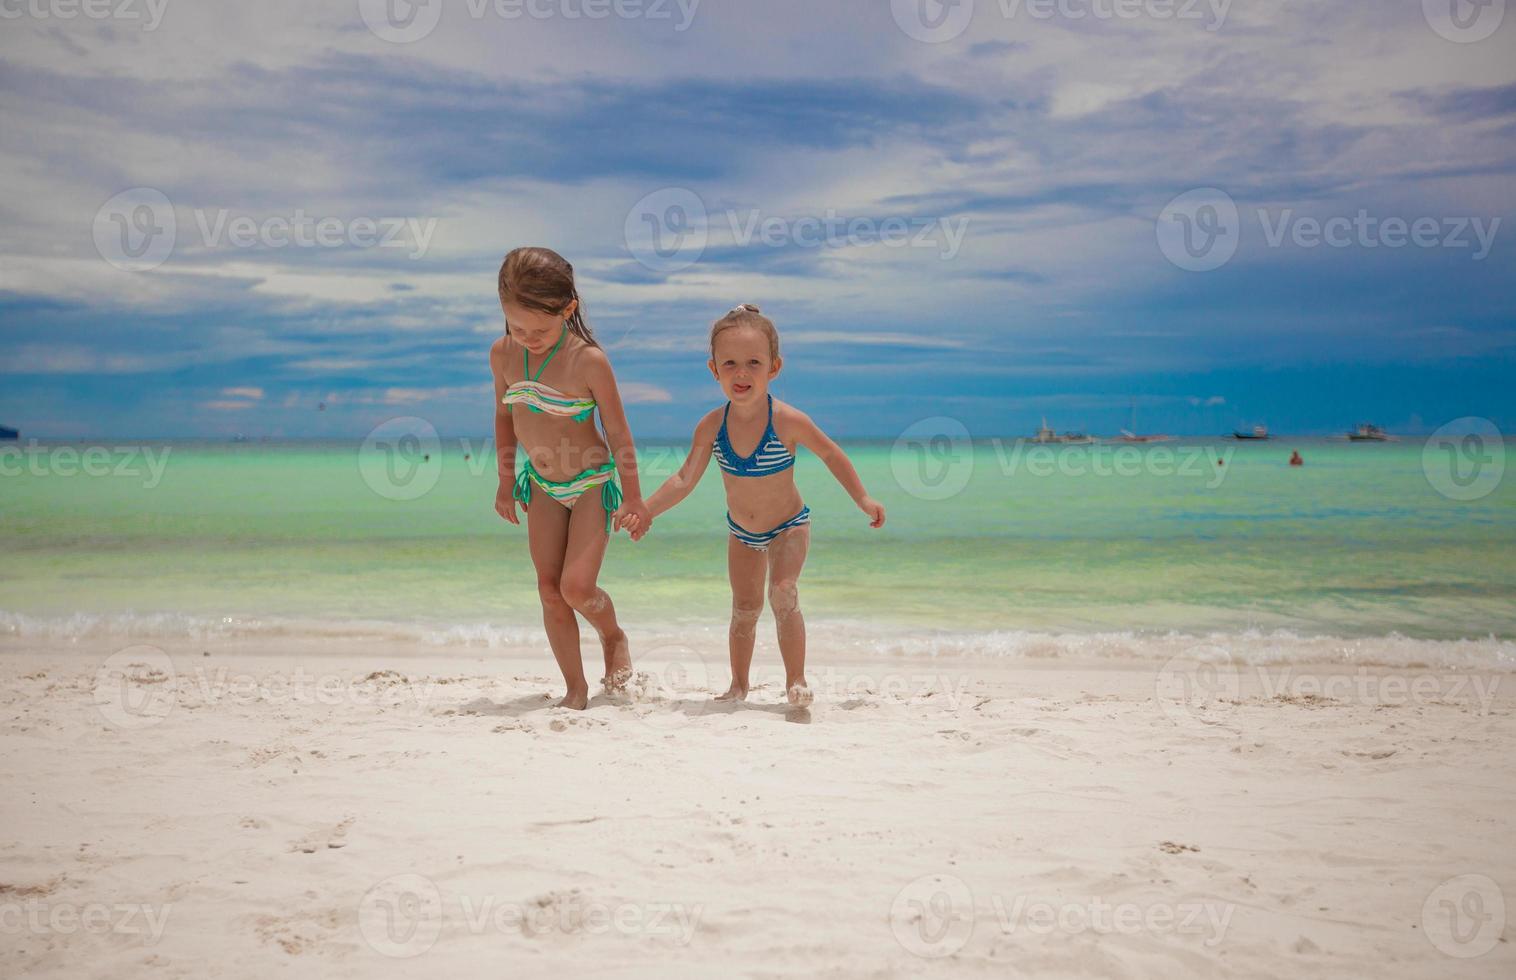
xmin=2 ymin=437 xmax=1513 ymax=646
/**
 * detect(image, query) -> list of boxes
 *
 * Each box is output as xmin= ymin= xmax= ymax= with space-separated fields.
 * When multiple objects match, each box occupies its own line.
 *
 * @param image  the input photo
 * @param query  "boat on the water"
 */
xmin=0 ymin=424 xmax=17 ymax=441
xmin=1032 ymin=417 xmax=1097 ymax=444
xmin=1348 ymin=423 xmax=1390 ymax=442
xmin=1118 ymin=430 xmax=1172 ymax=443
xmin=1233 ymin=425 xmax=1270 ymax=440
xmin=1117 ymin=404 xmax=1170 ymax=443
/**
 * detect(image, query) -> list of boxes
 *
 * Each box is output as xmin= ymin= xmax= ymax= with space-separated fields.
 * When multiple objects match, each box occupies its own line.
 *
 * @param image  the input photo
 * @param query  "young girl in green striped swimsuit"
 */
xmin=491 ymin=247 xmax=651 ymax=710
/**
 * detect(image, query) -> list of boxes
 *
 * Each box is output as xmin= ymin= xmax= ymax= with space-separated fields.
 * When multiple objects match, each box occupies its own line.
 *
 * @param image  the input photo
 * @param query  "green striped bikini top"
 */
xmin=501 ymin=327 xmax=596 ymax=423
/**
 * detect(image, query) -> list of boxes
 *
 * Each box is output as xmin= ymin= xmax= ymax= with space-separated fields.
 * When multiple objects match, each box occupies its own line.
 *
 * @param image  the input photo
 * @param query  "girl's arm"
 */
xmin=644 ymin=409 xmax=722 ymax=522
xmin=490 ymin=338 xmax=521 ymax=525
xmin=583 ymin=348 xmax=649 ymax=529
xmin=788 ymin=408 xmax=886 ymax=529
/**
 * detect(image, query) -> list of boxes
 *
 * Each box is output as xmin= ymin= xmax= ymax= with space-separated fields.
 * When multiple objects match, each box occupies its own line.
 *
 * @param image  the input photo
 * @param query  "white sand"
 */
xmin=2 ymin=636 xmax=1513 ymax=978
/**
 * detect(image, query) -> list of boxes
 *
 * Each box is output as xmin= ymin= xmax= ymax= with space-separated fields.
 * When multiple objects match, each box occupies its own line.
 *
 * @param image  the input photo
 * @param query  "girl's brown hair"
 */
xmin=497 ymin=247 xmax=598 ymax=348
xmin=710 ymin=303 xmax=780 ymax=361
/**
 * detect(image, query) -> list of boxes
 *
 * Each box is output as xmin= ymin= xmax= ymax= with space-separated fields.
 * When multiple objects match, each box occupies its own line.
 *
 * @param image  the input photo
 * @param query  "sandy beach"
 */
xmin=2 ymin=634 xmax=1511 ymax=978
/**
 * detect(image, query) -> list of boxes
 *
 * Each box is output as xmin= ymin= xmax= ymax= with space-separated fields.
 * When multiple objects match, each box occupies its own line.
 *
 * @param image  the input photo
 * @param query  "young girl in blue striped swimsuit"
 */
xmin=631 ymin=305 xmax=885 ymax=706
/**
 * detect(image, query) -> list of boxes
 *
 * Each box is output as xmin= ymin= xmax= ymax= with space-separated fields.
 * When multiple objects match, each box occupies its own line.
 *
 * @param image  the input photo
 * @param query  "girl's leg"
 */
xmin=766 ymin=524 xmax=812 ymax=705
xmin=525 ymin=495 xmax=588 ymax=708
xmin=721 ymin=534 xmax=768 ymax=700
xmin=557 ymin=494 xmax=632 ymax=693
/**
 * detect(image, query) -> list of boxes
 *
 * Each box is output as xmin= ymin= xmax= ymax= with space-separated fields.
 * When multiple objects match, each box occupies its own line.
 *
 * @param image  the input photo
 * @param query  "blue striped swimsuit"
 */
xmin=715 ymin=395 xmax=810 ymax=551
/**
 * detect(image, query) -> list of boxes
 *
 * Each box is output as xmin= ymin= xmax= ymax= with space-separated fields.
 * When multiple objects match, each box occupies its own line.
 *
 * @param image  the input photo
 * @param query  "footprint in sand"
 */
xmin=290 ymin=816 xmax=355 ymax=854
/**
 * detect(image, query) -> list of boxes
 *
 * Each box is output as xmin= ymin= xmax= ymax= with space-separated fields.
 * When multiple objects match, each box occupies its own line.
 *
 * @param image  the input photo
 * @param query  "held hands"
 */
xmin=859 ymin=495 xmax=886 ymax=529
xmin=613 ymin=497 xmax=653 ymax=540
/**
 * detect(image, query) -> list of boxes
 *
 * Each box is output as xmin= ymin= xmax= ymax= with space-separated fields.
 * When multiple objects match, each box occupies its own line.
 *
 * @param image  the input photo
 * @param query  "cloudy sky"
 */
xmin=1 ymin=0 xmax=1512 ymax=439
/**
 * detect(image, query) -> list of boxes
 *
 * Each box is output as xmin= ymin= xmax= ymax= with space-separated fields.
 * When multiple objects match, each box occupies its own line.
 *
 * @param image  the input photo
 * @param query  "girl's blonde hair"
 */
xmin=497 ymin=246 xmax=599 ymax=348
xmin=710 ymin=304 xmax=780 ymax=361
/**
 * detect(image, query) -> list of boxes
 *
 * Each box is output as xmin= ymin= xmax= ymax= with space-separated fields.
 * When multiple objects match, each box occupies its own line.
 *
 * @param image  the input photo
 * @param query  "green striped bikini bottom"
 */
xmin=512 ymin=458 xmax=621 ymax=533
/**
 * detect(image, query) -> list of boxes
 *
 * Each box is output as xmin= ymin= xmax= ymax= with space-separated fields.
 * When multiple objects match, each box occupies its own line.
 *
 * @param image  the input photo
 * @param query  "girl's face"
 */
xmin=502 ymin=297 xmax=577 ymax=355
xmin=708 ymin=326 xmax=781 ymax=403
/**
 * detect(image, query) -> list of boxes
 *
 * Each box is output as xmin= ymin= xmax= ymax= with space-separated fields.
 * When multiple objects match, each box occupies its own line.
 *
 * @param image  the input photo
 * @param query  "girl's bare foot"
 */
xmin=714 ymin=683 xmax=749 ymax=702
xmin=558 ymin=685 xmax=589 ymax=710
xmin=600 ymin=630 xmax=633 ymax=692
xmin=787 ymin=682 xmax=813 ymax=707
